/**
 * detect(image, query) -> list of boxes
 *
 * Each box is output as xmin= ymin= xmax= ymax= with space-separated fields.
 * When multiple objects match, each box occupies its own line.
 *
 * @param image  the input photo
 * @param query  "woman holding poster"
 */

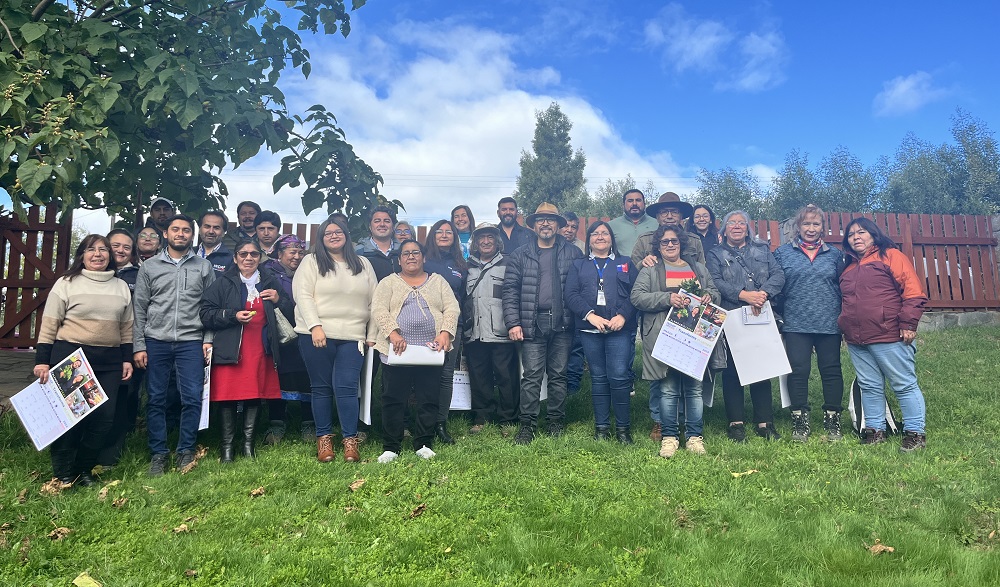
xmin=706 ymin=211 xmax=785 ymax=444
xmin=631 ymin=224 xmax=719 ymax=458
xmin=33 ymin=235 xmax=134 ymax=487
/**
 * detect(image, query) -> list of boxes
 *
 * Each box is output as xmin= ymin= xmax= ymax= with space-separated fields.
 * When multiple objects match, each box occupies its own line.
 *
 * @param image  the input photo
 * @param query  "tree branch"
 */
xmin=0 ymin=15 xmax=24 ymax=58
xmin=100 ymin=0 xmax=159 ymax=22
xmin=31 ymin=0 xmax=59 ymax=21
xmin=92 ymin=0 xmax=117 ymax=19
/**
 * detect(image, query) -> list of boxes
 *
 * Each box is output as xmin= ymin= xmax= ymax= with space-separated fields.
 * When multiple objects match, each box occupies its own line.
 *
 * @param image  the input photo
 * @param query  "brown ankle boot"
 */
xmin=342 ymin=436 xmax=360 ymax=462
xmin=317 ymin=434 xmax=335 ymax=462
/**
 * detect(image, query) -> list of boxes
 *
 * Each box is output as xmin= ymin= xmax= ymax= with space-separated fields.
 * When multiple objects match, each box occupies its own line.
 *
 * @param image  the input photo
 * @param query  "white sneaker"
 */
xmin=659 ymin=437 xmax=680 ymax=458
xmin=377 ymin=451 xmax=399 ymax=463
xmin=686 ymin=435 xmax=706 ymax=454
xmin=416 ymin=446 xmax=436 ymax=459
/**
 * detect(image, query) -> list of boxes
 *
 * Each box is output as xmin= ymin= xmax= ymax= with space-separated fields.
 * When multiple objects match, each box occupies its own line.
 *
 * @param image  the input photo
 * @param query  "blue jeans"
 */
xmin=659 ymin=370 xmax=703 ymax=438
xmin=566 ymin=331 xmax=584 ymax=395
xmin=145 ymin=339 xmax=205 ymax=455
xmin=580 ymin=330 xmax=633 ymax=428
xmin=848 ymin=342 xmax=926 ymax=434
xmin=298 ymin=336 xmax=365 ymax=438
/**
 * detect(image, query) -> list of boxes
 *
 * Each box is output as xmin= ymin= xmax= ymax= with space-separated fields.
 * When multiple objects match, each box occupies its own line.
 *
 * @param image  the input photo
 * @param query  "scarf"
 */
xmin=239 ymin=270 xmax=261 ymax=303
xmin=797 ymin=237 xmax=823 ymax=261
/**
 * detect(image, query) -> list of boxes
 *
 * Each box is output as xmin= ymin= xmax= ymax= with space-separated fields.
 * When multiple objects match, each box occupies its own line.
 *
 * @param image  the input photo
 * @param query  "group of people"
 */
xmin=32 ymin=190 xmax=931 ymax=485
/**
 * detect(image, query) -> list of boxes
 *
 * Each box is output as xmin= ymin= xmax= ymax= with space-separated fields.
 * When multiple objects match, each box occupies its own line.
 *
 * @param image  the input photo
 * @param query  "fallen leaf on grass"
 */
xmin=17 ymin=488 xmax=27 ymax=503
xmin=250 ymin=486 xmax=266 ymax=498
xmin=183 ymin=516 xmax=198 ymax=523
xmin=72 ymin=571 xmax=103 ymax=586
xmin=173 ymin=524 xmax=189 ymax=534
xmin=184 ymin=569 xmax=198 ymax=578
xmin=18 ymin=536 xmax=31 ymax=564
xmin=48 ymin=527 xmax=72 ymax=541
xmin=989 ymin=530 xmax=996 ymax=540
xmin=731 ymin=469 xmax=760 ymax=478
xmin=410 ymin=503 xmax=427 ymax=518
xmin=349 ymin=479 xmax=366 ymax=492
xmin=444 ymin=546 xmax=452 ymax=553
xmin=112 ymin=497 xmax=128 ymax=508
xmin=142 ymin=486 xmax=157 ymax=494
xmin=97 ymin=480 xmax=121 ymax=501
xmin=40 ymin=478 xmax=73 ymax=496
xmin=865 ymin=539 xmax=895 ymax=555
xmin=27 ymin=470 xmax=41 ymax=482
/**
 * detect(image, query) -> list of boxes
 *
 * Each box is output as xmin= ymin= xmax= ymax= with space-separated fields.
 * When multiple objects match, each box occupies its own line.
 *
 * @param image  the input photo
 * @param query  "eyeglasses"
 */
xmin=400 ymin=250 xmax=422 ymax=258
xmin=394 ymin=229 xmax=412 ymax=235
xmin=535 ymin=218 xmax=556 ymax=225
xmin=693 ymin=214 xmax=712 ymax=220
xmin=658 ymin=238 xmax=680 ymax=246
xmin=237 ymin=251 xmax=262 ymax=259
xmin=726 ymin=221 xmax=748 ymax=227
xmin=590 ymin=231 xmax=611 ymax=238
xmin=323 ymin=230 xmax=345 ymax=239
xmin=138 ymin=233 xmax=158 ymax=240
xmin=435 ymin=230 xmax=454 ymax=236
xmin=85 ymin=247 xmax=110 ymax=254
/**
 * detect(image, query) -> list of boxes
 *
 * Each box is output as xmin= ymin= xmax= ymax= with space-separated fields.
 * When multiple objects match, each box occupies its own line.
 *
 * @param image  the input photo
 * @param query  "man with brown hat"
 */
xmin=630 ymin=192 xmax=705 ymax=268
xmin=502 ymin=203 xmax=584 ymax=444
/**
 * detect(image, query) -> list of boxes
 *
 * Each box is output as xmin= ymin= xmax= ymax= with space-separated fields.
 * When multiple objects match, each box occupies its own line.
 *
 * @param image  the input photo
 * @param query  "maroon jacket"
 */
xmin=838 ymin=247 xmax=927 ymax=345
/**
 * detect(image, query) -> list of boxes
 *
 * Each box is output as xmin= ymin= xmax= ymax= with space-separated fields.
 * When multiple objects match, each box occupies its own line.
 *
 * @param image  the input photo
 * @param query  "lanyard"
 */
xmin=593 ymin=258 xmax=610 ymax=290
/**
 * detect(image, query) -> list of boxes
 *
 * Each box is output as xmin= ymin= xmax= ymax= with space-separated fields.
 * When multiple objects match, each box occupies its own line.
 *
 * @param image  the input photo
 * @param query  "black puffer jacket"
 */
xmin=200 ymin=267 xmax=294 ymax=366
xmin=502 ymin=238 xmax=584 ymax=339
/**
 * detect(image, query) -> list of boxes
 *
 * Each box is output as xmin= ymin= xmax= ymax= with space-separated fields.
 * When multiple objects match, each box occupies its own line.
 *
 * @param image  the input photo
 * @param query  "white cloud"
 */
xmin=872 ymin=71 xmax=950 ymax=117
xmin=644 ymin=4 xmax=787 ymax=93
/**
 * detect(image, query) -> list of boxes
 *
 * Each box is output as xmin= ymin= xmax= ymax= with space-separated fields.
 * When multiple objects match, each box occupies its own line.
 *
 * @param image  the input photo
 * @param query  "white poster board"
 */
xmin=359 ymin=347 xmax=374 ymax=426
xmin=199 ymin=348 xmax=212 ymax=430
xmin=10 ymin=348 xmax=109 ymax=450
xmin=650 ymin=289 xmax=728 ymax=380
xmin=722 ymin=301 xmax=791 ymax=386
xmin=450 ymin=370 xmax=472 ymax=410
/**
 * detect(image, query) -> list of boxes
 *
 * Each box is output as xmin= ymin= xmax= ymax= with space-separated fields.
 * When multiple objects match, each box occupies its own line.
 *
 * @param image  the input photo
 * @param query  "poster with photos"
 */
xmin=651 ymin=289 xmax=728 ymax=380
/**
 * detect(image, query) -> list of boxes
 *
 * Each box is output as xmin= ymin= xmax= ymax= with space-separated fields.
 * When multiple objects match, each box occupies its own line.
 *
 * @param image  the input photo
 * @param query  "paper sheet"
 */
xmin=722 ymin=301 xmax=791 ymax=386
xmin=199 ymin=348 xmax=212 ymax=430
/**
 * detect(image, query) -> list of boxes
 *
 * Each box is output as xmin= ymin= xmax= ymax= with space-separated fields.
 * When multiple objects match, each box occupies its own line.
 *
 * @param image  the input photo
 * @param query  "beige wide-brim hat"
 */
xmin=525 ymin=202 xmax=568 ymax=228
xmin=646 ymin=192 xmax=694 ymax=219
xmin=471 ymin=222 xmax=504 ymax=253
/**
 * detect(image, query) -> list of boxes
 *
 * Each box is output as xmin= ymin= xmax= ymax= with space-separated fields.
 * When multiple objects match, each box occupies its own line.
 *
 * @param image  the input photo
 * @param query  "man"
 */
xmin=197 ymin=210 xmax=233 ymax=273
xmin=222 ymin=200 xmax=260 ymax=252
xmin=355 ymin=206 xmax=400 ymax=281
xmin=253 ymin=210 xmax=282 ymax=254
xmin=464 ymin=223 xmax=520 ymax=433
xmin=560 ymin=212 xmax=586 ymax=253
xmin=133 ymin=214 xmax=215 ymax=476
xmin=630 ymin=192 xmax=705 ymax=268
xmin=145 ymin=197 xmax=176 ymax=233
xmin=607 ymin=189 xmax=657 ymax=259
xmin=502 ymin=202 xmax=584 ymax=444
xmin=451 ymin=205 xmax=476 ymax=259
xmin=496 ymin=196 xmax=534 ymax=253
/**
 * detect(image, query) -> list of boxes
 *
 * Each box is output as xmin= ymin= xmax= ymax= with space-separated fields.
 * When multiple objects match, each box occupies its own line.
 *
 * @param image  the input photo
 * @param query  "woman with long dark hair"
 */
xmin=687 ymin=205 xmax=720 ymax=254
xmin=293 ymin=217 xmax=378 ymax=463
xmin=423 ymin=219 xmax=468 ymax=444
xmin=839 ymin=217 xmax=928 ymax=451
xmin=134 ymin=226 xmax=163 ymax=262
xmin=33 ymin=235 xmax=134 ymax=486
xmin=451 ymin=205 xmax=476 ymax=259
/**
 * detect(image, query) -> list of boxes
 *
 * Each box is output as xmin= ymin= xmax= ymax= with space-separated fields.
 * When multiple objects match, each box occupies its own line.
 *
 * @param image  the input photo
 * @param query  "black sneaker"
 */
xmin=547 ymin=421 xmax=565 ymax=438
xmin=615 ymin=428 xmax=634 ymax=445
xmin=76 ymin=472 xmax=96 ymax=487
xmin=727 ymin=423 xmax=747 ymax=444
xmin=899 ymin=431 xmax=926 ymax=452
xmin=594 ymin=426 xmax=611 ymax=441
xmin=148 ymin=453 xmax=169 ymax=477
xmin=823 ymin=410 xmax=843 ymax=441
xmin=513 ymin=425 xmax=535 ymax=445
xmin=755 ymin=423 xmax=781 ymax=441
xmin=860 ymin=427 xmax=887 ymax=445
xmin=176 ymin=450 xmax=196 ymax=472
xmin=790 ymin=410 xmax=810 ymax=443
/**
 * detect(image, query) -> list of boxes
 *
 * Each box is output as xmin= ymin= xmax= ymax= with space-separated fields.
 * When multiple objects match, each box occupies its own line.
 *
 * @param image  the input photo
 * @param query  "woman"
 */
xmin=260 ymin=234 xmax=314 ymax=444
xmin=372 ymin=240 xmax=459 ymax=462
xmin=706 ymin=210 xmax=785 ymax=443
xmin=423 ymin=219 xmax=468 ymax=444
xmin=135 ymin=226 xmax=162 ymax=262
xmin=451 ymin=205 xmax=476 ymax=259
xmin=33 ymin=235 xmax=134 ymax=486
xmin=292 ymin=217 xmax=377 ymax=463
xmin=201 ymin=241 xmax=292 ymax=462
xmin=773 ymin=205 xmax=847 ymax=442
xmin=565 ymin=221 xmax=638 ymax=443
xmin=394 ymin=221 xmax=415 ymax=244
xmin=839 ymin=218 xmax=928 ymax=451
xmin=107 ymin=228 xmax=140 ymax=292
xmin=632 ymin=225 xmax=719 ymax=457
xmin=688 ymin=205 xmax=720 ymax=254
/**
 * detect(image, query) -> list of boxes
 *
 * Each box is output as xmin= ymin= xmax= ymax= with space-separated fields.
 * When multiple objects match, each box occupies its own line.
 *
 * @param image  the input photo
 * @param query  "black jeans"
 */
xmin=721 ymin=360 xmax=774 ymax=424
xmin=518 ymin=314 xmax=572 ymax=427
xmin=51 ymin=367 xmax=122 ymax=479
xmin=783 ymin=332 xmax=844 ymax=412
xmin=382 ymin=364 xmax=442 ymax=454
xmin=466 ymin=340 xmax=520 ymax=425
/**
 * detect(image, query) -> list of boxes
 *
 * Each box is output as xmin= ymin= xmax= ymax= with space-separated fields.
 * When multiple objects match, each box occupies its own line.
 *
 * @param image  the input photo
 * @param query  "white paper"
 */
xmin=742 ymin=303 xmax=773 ymax=325
xmin=778 ymin=374 xmax=790 ymax=408
xmin=650 ymin=289 xmax=728 ymax=380
xmin=385 ymin=344 xmax=446 ymax=366
xmin=450 ymin=370 xmax=472 ymax=410
xmin=359 ymin=347 xmax=374 ymax=425
xmin=10 ymin=348 xmax=109 ymax=450
xmin=722 ymin=301 xmax=792 ymax=386
xmin=199 ymin=348 xmax=212 ymax=430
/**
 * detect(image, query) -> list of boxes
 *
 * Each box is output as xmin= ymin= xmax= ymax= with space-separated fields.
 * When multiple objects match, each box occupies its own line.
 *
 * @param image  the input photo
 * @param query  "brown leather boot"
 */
xmin=342 ymin=436 xmax=360 ymax=463
xmin=649 ymin=423 xmax=662 ymax=443
xmin=317 ymin=434 xmax=335 ymax=462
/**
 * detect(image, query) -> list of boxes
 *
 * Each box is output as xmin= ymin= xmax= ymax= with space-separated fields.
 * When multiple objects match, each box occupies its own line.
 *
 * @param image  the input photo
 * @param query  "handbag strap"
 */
xmin=730 ymin=249 xmax=762 ymax=289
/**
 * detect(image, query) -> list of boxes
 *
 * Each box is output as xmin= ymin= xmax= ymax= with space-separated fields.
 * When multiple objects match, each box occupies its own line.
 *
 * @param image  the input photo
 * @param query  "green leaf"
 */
xmin=179 ymin=71 xmax=199 ymax=98
xmin=144 ymin=53 xmax=169 ymax=71
xmin=19 ymin=22 xmax=48 ymax=44
xmin=96 ymin=136 xmax=120 ymax=164
xmin=177 ymin=96 xmax=203 ymax=128
xmin=16 ymin=159 xmax=46 ymax=196
xmin=302 ymin=61 xmax=311 ymax=78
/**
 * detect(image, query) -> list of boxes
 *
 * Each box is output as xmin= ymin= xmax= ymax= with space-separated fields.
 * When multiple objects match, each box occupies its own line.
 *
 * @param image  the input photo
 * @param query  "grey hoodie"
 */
xmin=133 ymin=249 xmax=216 ymax=352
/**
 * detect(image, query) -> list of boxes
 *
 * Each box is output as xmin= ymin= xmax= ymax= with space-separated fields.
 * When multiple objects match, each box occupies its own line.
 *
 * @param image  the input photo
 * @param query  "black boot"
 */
xmin=220 ymin=404 xmax=236 ymax=463
xmin=242 ymin=403 xmax=259 ymax=458
xmin=616 ymin=428 xmax=634 ymax=445
xmin=435 ymin=423 xmax=455 ymax=445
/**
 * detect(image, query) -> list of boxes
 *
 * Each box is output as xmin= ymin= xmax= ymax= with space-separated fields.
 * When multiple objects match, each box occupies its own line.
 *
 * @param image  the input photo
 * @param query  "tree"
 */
xmin=0 ymin=0 xmax=393 ymax=225
xmin=815 ymin=146 xmax=876 ymax=213
xmin=770 ymin=149 xmax=818 ymax=220
xmin=695 ymin=167 xmax=771 ymax=220
xmin=514 ymin=102 xmax=587 ymax=215
xmin=950 ymin=109 xmax=1000 ymax=213
xmin=584 ymin=174 xmax=637 ymax=219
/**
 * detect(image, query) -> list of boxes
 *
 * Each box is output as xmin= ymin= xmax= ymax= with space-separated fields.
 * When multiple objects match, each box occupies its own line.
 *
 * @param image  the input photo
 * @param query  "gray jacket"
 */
xmin=463 ymin=252 xmax=511 ymax=344
xmin=133 ymin=249 xmax=216 ymax=352
xmin=706 ymin=238 xmax=785 ymax=310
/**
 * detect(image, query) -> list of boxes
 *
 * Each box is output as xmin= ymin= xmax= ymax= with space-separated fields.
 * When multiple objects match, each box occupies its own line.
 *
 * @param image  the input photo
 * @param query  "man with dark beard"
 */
xmin=495 ymin=196 xmax=533 ymax=253
xmin=607 ymin=189 xmax=657 ymax=259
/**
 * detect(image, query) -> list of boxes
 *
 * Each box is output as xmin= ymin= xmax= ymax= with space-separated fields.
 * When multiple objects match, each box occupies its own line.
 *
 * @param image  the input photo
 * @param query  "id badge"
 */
xmin=596 ymin=290 xmax=607 ymax=306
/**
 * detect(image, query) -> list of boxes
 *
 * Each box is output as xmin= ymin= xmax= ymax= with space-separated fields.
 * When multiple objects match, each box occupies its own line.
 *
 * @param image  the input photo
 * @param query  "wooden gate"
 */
xmin=0 ymin=205 xmax=73 ymax=348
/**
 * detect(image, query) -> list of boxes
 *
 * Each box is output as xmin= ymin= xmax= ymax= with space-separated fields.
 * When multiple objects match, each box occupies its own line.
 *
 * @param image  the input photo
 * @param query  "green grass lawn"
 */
xmin=2 ymin=326 xmax=999 ymax=586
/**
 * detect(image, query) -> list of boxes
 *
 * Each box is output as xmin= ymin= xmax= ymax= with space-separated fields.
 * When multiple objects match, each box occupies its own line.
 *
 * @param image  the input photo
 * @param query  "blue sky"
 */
xmin=40 ymin=0 xmax=1000 ymax=232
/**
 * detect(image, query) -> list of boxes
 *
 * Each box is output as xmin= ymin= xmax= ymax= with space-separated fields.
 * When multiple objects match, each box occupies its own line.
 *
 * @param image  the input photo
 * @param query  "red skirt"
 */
xmin=210 ymin=296 xmax=281 ymax=402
